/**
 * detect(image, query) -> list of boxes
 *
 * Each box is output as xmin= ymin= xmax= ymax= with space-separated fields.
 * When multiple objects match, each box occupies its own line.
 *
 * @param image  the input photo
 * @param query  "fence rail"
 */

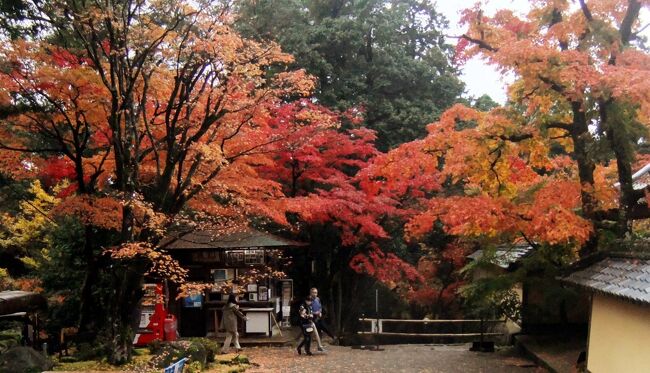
xmin=357 ymin=318 xmax=507 ymax=339
xmin=357 ymin=332 xmax=503 ymax=337
xmin=358 ymin=318 xmax=505 ymax=323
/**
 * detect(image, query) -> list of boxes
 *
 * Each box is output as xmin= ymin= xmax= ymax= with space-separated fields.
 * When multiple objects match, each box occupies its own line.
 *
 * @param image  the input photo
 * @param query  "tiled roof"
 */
xmin=0 ymin=291 xmax=47 ymax=315
xmin=161 ymin=228 xmax=307 ymax=250
xmin=562 ymin=257 xmax=650 ymax=304
xmin=467 ymin=244 xmax=533 ymax=269
xmin=614 ymin=163 xmax=650 ymax=192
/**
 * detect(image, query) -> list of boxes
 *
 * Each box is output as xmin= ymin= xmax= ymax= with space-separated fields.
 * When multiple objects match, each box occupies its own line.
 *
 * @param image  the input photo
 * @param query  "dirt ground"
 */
xmin=241 ymin=343 xmax=547 ymax=373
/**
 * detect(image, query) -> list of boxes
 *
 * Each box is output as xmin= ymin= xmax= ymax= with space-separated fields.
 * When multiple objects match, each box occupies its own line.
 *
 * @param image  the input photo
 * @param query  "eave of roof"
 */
xmin=467 ymin=244 xmax=534 ymax=269
xmin=561 ymin=257 xmax=650 ymax=304
xmin=160 ymin=228 xmax=308 ymax=250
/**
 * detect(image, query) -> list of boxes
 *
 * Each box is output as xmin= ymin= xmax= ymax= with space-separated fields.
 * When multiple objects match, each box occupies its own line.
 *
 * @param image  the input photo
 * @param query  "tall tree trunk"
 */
xmin=569 ymin=100 xmax=600 ymax=254
xmin=335 ymin=273 xmax=343 ymax=337
xmin=108 ymin=94 xmax=141 ymax=363
xmin=602 ymin=100 xmax=636 ymax=237
xmin=77 ymin=225 xmax=103 ymax=342
xmin=108 ymin=261 xmax=146 ymax=365
xmin=570 ymin=101 xmax=597 ymax=217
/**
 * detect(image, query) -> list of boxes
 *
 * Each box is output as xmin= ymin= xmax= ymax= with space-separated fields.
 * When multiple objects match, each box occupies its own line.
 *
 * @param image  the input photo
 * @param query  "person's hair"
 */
xmin=305 ymin=296 xmax=313 ymax=302
xmin=310 ymin=287 xmax=318 ymax=292
xmin=227 ymin=293 xmax=239 ymax=305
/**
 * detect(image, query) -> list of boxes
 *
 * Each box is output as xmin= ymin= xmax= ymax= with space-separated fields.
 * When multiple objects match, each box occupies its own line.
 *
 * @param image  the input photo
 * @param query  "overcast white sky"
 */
xmin=437 ymin=1 xmax=528 ymax=104
xmin=436 ymin=1 xmax=650 ymax=104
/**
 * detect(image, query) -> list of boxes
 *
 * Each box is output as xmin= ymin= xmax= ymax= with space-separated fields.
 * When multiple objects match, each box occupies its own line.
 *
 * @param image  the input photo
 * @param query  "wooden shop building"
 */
xmin=159 ymin=228 xmax=307 ymax=338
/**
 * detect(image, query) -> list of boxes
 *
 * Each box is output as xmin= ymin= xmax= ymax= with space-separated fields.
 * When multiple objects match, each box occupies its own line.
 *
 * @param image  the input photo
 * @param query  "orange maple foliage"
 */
xmin=455 ymin=0 xmax=650 ymax=237
xmin=367 ymin=0 xmax=650 ymax=254
xmin=361 ymin=103 xmax=594 ymax=249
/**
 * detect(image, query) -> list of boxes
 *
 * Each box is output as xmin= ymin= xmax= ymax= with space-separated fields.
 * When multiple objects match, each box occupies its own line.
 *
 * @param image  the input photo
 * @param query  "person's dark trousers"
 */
xmin=315 ymin=318 xmax=335 ymax=339
xmin=298 ymin=328 xmax=312 ymax=354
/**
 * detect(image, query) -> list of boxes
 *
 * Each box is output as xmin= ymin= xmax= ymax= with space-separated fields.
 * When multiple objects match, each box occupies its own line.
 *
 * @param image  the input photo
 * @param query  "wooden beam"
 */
xmin=358 ymin=318 xmax=505 ymax=323
xmin=357 ymin=332 xmax=504 ymax=337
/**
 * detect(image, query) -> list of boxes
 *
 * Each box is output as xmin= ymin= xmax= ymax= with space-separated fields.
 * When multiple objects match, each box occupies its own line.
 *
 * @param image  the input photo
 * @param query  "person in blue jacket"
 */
xmin=310 ymin=287 xmax=335 ymax=343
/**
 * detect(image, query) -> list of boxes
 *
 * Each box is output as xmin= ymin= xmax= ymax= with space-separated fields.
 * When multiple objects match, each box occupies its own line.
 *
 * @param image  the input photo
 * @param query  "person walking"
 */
xmin=310 ymin=287 xmax=336 ymax=342
xmin=297 ymin=296 xmax=315 ymax=356
xmin=221 ymin=293 xmax=247 ymax=354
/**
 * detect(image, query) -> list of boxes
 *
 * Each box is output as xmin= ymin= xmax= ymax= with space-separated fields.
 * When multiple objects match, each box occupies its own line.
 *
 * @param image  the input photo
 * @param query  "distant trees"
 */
xmin=236 ymin=0 xmax=464 ymax=150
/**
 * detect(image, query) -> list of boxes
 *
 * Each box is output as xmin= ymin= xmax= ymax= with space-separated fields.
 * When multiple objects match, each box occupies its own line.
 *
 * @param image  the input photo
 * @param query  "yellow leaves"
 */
xmin=593 ymin=164 xmax=619 ymax=210
xmin=177 ymin=282 xmax=213 ymax=298
xmin=400 ymin=100 xmax=596 ymax=247
xmin=107 ymin=242 xmax=188 ymax=284
xmin=273 ymin=70 xmax=316 ymax=98
xmin=0 ymin=268 xmax=11 ymax=291
xmin=194 ymin=143 xmax=225 ymax=164
xmin=422 ymin=104 xmax=549 ymax=198
xmin=0 ymin=180 xmax=58 ymax=251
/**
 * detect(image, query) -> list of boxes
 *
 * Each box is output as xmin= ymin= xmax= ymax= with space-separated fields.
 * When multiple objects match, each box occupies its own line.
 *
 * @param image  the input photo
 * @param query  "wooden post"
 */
xmin=374 ymin=288 xmax=382 ymax=351
xmin=271 ymin=312 xmax=283 ymax=337
xmin=480 ymin=317 xmax=485 ymax=351
xmin=213 ymin=309 xmax=219 ymax=336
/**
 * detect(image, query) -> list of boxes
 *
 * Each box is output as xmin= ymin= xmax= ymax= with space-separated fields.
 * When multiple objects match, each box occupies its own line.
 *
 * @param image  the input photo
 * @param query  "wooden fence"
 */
xmin=357 ymin=318 xmax=506 ymax=339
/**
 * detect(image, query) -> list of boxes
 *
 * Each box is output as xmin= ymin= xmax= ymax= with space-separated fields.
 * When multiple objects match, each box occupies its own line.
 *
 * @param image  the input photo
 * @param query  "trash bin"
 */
xmin=164 ymin=315 xmax=178 ymax=341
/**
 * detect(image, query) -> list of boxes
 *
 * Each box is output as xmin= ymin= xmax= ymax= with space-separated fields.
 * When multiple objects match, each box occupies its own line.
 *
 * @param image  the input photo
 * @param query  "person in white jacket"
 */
xmin=221 ymin=293 xmax=247 ymax=353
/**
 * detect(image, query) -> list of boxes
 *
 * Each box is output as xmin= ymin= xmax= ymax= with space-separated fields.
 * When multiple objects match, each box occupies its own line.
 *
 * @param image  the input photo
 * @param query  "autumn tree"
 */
xmin=252 ymin=100 xmax=409 ymax=330
xmin=348 ymin=0 xmax=650 ymax=322
xmin=456 ymin=0 xmax=650 ymax=239
xmin=358 ymin=0 xmax=650 ymax=260
xmin=260 ymin=101 xmax=470 ymax=323
xmin=0 ymin=0 xmax=314 ymax=362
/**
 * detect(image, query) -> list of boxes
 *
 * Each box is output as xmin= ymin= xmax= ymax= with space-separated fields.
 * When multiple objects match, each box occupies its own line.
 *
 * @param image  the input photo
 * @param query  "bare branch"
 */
xmin=578 ymin=0 xmax=593 ymax=22
xmin=620 ymin=0 xmax=642 ymax=46
xmin=460 ymin=34 xmax=498 ymax=52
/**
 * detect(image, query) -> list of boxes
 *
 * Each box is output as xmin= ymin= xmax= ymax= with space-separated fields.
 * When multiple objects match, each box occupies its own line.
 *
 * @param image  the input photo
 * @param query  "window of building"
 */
xmin=211 ymin=268 xmax=234 ymax=284
xmin=244 ymin=249 xmax=265 ymax=265
xmin=226 ymin=250 xmax=245 ymax=265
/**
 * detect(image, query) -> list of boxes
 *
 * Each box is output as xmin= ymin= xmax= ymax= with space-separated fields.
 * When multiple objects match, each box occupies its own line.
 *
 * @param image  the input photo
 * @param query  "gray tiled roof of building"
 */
xmin=467 ymin=244 xmax=533 ymax=269
xmin=160 ymin=228 xmax=307 ymax=250
xmin=614 ymin=162 xmax=650 ymax=194
xmin=562 ymin=257 xmax=650 ymax=304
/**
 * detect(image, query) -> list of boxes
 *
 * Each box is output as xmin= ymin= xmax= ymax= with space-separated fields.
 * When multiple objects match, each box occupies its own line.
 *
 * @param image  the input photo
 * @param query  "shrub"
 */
xmin=151 ymin=340 xmax=207 ymax=368
xmin=0 ymin=326 xmax=22 ymax=354
xmin=231 ymin=355 xmax=249 ymax=365
xmin=185 ymin=360 xmax=203 ymax=373
xmin=188 ymin=338 xmax=219 ymax=362
xmin=73 ymin=342 xmax=103 ymax=361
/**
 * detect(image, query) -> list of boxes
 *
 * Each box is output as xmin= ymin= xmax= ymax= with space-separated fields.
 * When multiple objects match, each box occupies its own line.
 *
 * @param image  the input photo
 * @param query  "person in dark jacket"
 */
xmin=297 ymin=296 xmax=314 ymax=356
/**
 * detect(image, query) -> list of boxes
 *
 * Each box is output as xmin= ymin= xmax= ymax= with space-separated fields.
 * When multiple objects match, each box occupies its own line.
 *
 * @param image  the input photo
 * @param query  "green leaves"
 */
xmin=236 ymin=0 xmax=464 ymax=150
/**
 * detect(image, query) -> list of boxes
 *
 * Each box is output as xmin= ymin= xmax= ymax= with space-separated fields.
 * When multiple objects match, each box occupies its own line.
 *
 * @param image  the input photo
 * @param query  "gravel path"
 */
xmin=242 ymin=344 xmax=547 ymax=373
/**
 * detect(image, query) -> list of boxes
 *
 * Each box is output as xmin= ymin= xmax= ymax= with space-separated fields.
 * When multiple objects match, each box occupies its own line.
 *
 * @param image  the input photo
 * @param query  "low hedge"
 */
xmin=149 ymin=337 xmax=219 ymax=369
